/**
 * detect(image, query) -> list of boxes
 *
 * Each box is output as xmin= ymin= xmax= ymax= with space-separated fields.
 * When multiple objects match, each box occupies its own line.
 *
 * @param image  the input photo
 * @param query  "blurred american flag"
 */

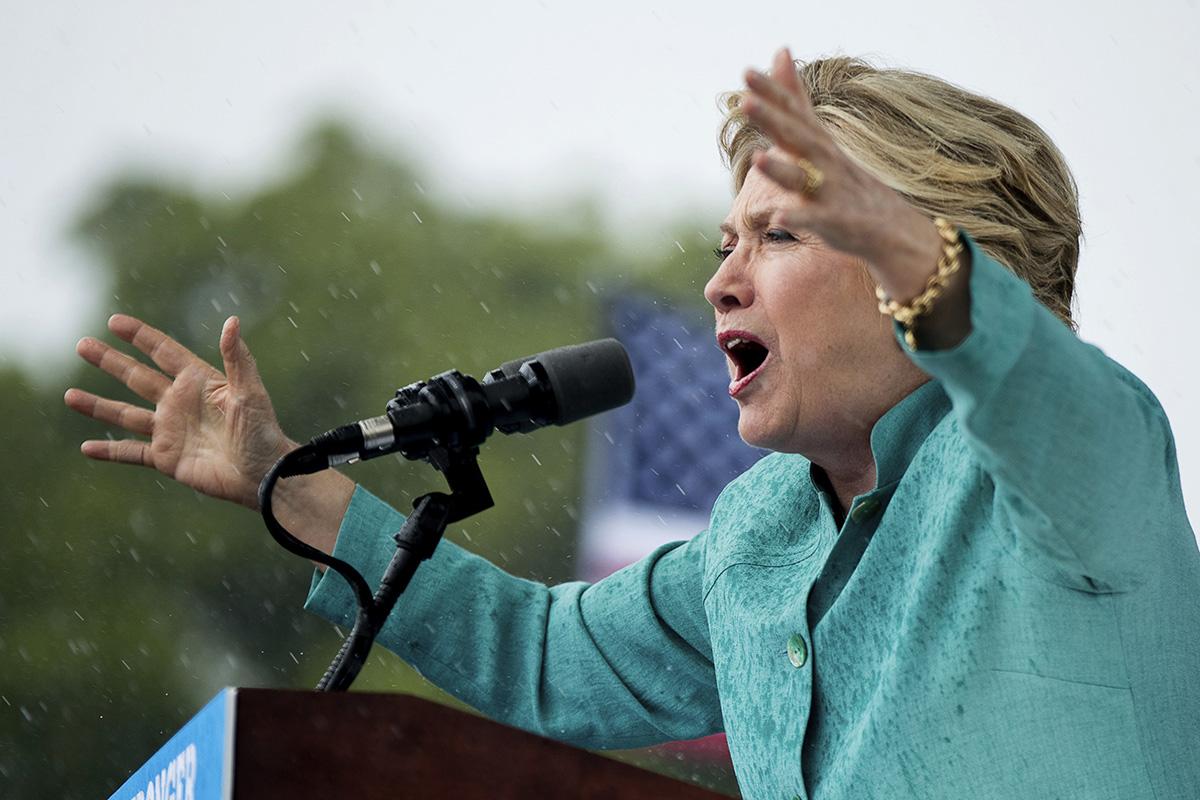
xmin=579 ymin=292 xmax=766 ymax=580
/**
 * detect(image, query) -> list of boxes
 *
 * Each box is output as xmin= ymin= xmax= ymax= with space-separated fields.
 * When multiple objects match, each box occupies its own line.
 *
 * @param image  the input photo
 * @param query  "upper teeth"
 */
xmin=724 ymin=337 xmax=747 ymax=351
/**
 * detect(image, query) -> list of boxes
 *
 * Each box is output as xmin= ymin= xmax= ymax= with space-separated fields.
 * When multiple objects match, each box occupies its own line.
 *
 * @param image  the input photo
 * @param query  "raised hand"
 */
xmin=65 ymin=314 xmax=295 ymax=510
xmin=740 ymin=47 xmax=948 ymax=304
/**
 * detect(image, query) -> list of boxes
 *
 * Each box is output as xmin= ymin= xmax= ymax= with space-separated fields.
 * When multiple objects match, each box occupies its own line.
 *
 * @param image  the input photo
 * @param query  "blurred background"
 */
xmin=2 ymin=1 xmax=1198 ymax=797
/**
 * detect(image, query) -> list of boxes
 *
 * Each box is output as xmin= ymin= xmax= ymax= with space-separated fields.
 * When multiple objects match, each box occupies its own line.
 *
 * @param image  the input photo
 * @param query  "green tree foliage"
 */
xmin=0 ymin=119 xmax=738 ymax=797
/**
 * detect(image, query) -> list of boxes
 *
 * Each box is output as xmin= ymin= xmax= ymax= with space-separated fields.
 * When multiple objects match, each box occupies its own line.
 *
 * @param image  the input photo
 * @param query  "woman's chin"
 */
xmin=736 ymin=410 xmax=783 ymax=452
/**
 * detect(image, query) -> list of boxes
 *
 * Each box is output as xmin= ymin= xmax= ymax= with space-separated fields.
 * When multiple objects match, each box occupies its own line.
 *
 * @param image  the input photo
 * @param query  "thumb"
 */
xmin=220 ymin=316 xmax=263 ymax=391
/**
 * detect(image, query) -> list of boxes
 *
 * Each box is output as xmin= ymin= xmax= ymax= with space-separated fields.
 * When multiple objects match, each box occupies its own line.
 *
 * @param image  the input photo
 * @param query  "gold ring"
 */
xmin=795 ymin=157 xmax=824 ymax=195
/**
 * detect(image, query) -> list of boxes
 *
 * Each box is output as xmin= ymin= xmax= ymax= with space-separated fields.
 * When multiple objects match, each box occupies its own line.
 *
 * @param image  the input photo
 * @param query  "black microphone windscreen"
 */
xmin=503 ymin=339 xmax=635 ymax=425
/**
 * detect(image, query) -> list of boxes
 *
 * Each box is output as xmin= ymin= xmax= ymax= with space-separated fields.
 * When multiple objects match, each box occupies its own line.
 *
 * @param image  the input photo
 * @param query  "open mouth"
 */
xmin=719 ymin=331 xmax=771 ymax=397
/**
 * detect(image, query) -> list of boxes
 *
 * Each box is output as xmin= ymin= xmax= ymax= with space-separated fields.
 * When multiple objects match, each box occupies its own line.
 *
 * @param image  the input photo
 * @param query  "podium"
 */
xmin=108 ymin=688 xmax=731 ymax=799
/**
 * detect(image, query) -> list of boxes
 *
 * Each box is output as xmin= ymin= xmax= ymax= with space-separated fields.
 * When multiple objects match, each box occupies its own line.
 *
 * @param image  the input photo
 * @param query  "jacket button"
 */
xmin=786 ymin=633 xmax=808 ymax=668
xmin=850 ymin=497 xmax=881 ymax=522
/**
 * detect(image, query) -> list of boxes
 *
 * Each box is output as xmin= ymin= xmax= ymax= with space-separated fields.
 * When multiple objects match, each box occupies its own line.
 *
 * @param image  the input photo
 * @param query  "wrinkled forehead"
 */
xmin=720 ymin=148 xmax=800 ymax=237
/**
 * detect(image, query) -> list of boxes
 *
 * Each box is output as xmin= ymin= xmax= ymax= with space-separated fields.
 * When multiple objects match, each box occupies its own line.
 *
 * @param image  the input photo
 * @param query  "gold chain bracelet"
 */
xmin=875 ymin=216 xmax=964 ymax=350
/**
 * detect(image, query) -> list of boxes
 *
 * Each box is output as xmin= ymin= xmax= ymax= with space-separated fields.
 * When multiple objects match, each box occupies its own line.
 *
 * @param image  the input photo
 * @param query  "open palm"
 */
xmin=65 ymin=314 xmax=295 ymax=510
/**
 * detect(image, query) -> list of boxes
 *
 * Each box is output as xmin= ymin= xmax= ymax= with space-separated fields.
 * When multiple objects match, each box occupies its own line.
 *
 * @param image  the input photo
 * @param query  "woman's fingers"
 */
xmin=745 ymin=56 xmax=813 ymax=122
xmin=742 ymin=91 xmax=819 ymax=159
xmin=743 ymin=49 xmax=828 ymax=160
xmin=752 ymin=151 xmax=827 ymax=210
xmin=76 ymin=336 xmax=173 ymax=403
xmin=80 ymin=438 xmax=153 ymax=468
xmin=108 ymin=314 xmax=197 ymax=378
xmin=75 ymin=336 xmax=172 ymax=403
xmin=64 ymin=388 xmax=154 ymax=436
xmin=219 ymin=316 xmax=263 ymax=392
xmin=770 ymin=47 xmax=812 ymax=110
xmin=744 ymin=70 xmax=794 ymax=115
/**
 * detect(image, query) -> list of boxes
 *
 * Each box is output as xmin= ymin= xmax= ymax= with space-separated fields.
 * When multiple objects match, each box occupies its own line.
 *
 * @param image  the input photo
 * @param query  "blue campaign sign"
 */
xmin=107 ymin=689 xmax=233 ymax=800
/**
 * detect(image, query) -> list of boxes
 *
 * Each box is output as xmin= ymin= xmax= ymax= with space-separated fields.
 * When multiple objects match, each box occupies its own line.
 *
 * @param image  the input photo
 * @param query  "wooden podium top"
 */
xmin=110 ymin=688 xmax=732 ymax=799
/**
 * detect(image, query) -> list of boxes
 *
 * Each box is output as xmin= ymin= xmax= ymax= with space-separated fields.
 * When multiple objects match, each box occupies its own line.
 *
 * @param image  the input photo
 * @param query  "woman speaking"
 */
xmin=65 ymin=48 xmax=1199 ymax=798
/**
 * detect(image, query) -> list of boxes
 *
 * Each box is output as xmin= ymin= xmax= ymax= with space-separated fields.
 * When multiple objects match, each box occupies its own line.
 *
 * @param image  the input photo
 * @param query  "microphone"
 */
xmin=280 ymin=338 xmax=634 ymax=476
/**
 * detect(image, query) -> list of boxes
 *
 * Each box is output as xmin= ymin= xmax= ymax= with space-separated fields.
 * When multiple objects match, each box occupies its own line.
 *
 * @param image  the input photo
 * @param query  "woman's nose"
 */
xmin=704 ymin=256 xmax=754 ymax=312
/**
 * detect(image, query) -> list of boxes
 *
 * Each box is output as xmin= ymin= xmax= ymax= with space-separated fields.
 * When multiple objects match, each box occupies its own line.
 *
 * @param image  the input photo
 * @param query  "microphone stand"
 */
xmin=259 ymin=443 xmax=494 ymax=692
xmin=255 ymin=338 xmax=632 ymax=692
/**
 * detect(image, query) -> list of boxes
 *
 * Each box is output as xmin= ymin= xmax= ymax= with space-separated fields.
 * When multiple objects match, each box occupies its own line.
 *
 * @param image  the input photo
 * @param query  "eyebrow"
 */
xmin=718 ymin=207 xmax=778 ymax=238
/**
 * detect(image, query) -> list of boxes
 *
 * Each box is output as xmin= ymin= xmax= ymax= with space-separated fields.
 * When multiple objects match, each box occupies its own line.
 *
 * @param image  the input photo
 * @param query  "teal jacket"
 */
xmin=304 ymin=232 xmax=1200 ymax=799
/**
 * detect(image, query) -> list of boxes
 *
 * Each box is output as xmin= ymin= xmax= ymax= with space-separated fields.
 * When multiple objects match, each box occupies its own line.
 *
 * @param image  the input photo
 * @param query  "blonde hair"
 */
xmin=719 ymin=56 xmax=1082 ymax=332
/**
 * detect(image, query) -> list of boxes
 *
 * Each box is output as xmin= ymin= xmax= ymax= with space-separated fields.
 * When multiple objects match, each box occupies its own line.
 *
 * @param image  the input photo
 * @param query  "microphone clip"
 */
xmin=422 ymin=444 xmax=494 ymax=525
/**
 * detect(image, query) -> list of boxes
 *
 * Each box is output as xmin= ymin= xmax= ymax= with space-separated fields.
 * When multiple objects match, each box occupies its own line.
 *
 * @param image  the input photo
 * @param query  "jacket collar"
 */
xmin=807 ymin=378 xmax=953 ymax=496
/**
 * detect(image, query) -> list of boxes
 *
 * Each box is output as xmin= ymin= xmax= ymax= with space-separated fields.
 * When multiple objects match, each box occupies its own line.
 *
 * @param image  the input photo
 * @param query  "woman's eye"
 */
xmin=712 ymin=245 xmax=735 ymax=262
xmin=765 ymin=228 xmax=795 ymax=243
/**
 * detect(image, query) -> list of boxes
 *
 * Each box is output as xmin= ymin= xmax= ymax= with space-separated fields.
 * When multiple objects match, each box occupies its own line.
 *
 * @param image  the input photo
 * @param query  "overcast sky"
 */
xmin=3 ymin=0 xmax=1199 ymax=524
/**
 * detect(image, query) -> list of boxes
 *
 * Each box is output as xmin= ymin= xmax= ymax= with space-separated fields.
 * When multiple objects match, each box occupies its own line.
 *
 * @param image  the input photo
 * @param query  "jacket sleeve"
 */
xmin=303 ymin=485 xmax=722 ymax=749
xmin=896 ymin=229 xmax=1176 ymax=591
